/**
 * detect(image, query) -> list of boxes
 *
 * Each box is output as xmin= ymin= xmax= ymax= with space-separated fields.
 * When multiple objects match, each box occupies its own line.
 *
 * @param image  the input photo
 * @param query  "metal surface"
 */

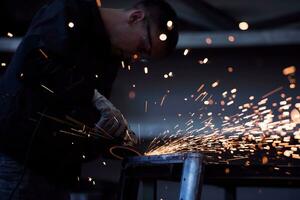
xmin=119 ymin=152 xmax=300 ymax=200
xmin=179 ymin=153 xmax=203 ymax=200
xmin=177 ymin=30 xmax=300 ymax=48
xmin=119 ymin=152 xmax=204 ymax=200
xmin=0 ymin=38 xmax=21 ymax=52
xmin=2 ymin=30 xmax=300 ymax=53
xmin=125 ymin=152 xmax=200 ymax=165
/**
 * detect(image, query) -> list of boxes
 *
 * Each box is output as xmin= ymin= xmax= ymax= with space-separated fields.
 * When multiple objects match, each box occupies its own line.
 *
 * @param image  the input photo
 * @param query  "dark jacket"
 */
xmin=0 ymin=0 xmax=120 ymax=186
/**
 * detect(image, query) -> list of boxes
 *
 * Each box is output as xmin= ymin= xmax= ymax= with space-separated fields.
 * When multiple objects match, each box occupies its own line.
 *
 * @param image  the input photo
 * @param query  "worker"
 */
xmin=0 ymin=0 xmax=178 ymax=199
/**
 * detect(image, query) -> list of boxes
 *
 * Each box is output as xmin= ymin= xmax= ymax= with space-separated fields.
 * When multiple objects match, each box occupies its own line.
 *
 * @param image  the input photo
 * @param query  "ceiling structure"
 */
xmin=1 ymin=0 xmax=300 ymax=50
xmin=1 ymin=0 xmax=300 ymax=34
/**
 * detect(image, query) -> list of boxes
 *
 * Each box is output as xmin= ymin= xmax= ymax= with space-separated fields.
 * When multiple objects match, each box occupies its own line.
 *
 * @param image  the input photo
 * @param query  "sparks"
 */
xmin=145 ymin=87 xmax=300 ymax=166
xmin=7 ymin=32 xmax=13 ymax=38
xmin=68 ymin=22 xmax=75 ymax=28
xmin=144 ymin=67 xmax=149 ymax=74
xmin=41 ymin=84 xmax=54 ymax=94
xmin=183 ymin=49 xmax=189 ymax=56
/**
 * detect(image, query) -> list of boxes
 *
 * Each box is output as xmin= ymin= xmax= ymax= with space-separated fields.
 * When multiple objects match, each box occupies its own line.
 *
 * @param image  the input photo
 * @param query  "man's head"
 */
xmin=103 ymin=0 xmax=178 ymax=61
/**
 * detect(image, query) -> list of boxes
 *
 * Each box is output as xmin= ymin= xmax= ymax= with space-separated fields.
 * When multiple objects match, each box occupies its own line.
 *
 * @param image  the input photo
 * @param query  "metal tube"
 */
xmin=179 ymin=153 xmax=204 ymax=200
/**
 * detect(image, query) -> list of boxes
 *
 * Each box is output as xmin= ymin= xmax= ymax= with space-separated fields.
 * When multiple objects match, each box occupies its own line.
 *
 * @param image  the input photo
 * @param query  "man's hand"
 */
xmin=123 ymin=129 xmax=138 ymax=146
xmin=92 ymin=89 xmax=137 ymax=146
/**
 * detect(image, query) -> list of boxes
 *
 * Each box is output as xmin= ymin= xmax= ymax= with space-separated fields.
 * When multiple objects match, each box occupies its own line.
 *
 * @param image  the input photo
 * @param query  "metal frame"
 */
xmin=118 ymin=152 xmax=300 ymax=200
xmin=3 ymin=30 xmax=300 ymax=54
xmin=118 ymin=153 xmax=204 ymax=200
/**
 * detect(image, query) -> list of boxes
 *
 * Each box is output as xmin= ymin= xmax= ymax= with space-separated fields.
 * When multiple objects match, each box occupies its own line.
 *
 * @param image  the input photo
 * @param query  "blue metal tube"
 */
xmin=179 ymin=153 xmax=203 ymax=200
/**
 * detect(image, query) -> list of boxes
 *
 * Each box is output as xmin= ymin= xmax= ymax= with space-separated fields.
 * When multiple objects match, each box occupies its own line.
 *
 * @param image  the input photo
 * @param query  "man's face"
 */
xmin=117 ymin=10 xmax=166 ymax=62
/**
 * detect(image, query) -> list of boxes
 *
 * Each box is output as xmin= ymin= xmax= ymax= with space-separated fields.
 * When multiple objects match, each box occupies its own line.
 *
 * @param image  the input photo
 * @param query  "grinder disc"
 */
xmin=109 ymin=145 xmax=142 ymax=159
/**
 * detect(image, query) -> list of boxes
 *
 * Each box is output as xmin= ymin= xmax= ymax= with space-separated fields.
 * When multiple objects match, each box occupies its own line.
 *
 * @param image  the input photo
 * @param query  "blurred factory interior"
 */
xmin=1 ymin=0 xmax=300 ymax=199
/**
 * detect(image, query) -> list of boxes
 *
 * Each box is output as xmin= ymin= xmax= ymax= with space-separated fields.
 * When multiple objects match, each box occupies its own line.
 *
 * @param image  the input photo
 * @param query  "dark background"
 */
xmin=1 ymin=0 xmax=300 ymax=199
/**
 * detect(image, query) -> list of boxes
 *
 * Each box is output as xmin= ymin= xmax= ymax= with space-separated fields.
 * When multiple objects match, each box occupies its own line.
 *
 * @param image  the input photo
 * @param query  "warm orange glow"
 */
xmin=225 ymin=168 xmax=230 ymax=174
xmin=291 ymin=108 xmax=300 ymax=124
xmin=128 ymin=91 xmax=136 ymax=99
xmin=283 ymin=66 xmax=296 ymax=76
xmin=262 ymin=156 xmax=268 ymax=164
xmin=39 ymin=49 xmax=48 ymax=59
xmin=133 ymin=54 xmax=139 ymax=60
xmin=96 ymin=0 xmax=101 ymax=7
xmin=212 ymin=81 xmax=219 ymax=88
xmin=227 ymin=66 xmax=234 ymax=72
xmin=290 ymin=83 xmax=296 ymax=89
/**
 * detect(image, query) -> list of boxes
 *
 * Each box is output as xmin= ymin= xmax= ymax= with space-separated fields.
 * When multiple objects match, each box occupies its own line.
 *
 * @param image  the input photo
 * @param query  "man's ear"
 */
xmin=128 ymin=9 xmax=145 ymax=24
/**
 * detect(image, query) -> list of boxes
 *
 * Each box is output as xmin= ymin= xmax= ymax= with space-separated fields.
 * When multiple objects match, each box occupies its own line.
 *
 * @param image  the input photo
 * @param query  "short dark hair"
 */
xmin=131 ymin=0 xmax=179 ymax=57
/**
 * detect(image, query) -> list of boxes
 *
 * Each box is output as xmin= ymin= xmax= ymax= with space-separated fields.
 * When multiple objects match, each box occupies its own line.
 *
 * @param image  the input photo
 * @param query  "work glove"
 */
xmin=123 ymin=129 xmax=138 ymax=146
xmin=92 ymin=89 xmax=137 ymax=146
